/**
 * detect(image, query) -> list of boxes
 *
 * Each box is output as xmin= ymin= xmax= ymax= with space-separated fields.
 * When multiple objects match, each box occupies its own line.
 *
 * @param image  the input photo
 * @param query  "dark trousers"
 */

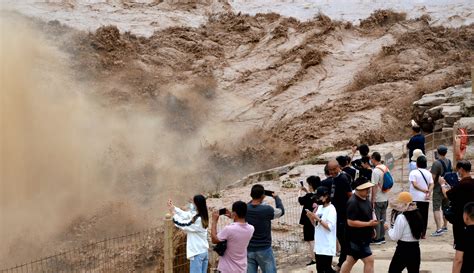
xmin=315 ymin=254 xmax=335 ymax=273
xmin=374 ymin=201 xmax=388 ymax=240
xmin=388 ymin=241 xmax=420 ymax=273
xmin=415 ymin=201 xmax=429 ymax=237
xmin=336 ymin=221 xmax=348 ymax=267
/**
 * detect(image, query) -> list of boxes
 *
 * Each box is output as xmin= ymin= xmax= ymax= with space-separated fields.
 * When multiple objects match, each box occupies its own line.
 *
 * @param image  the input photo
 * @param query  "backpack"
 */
xmin=438 ymin=159 xmax=459 ymax=187
xmin=376 ymin=166 xmax=394 ymax=192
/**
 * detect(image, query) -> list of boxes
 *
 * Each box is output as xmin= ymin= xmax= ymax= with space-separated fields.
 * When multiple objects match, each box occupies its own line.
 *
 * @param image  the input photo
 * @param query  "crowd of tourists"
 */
xmin=165 ymin=125 xmax=473 ymax=273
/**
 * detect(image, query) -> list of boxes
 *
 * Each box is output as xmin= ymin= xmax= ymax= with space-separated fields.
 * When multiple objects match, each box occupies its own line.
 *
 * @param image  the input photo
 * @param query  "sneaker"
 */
xmin=441 ymin=227 xmax=448 ymax=233
xmin=306 ymin=260 xmax=316 ymax=266
xmin=371 ymin=239 xmax=383 ymax=245
xmin=380 ymin=237 xmax=386 ymax=244
xmin=431 ymin=229 xmax=444 ymax=237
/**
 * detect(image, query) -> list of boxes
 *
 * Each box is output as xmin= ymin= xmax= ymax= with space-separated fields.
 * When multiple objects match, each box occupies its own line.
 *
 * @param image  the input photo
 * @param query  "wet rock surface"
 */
xmin=413 ymin=81 xmax=473 ymax=131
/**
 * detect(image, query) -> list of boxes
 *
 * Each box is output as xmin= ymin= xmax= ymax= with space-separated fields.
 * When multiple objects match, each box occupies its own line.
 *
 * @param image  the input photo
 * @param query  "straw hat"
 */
xmin=390 ymin=192 xmax=417 ymax=212
xmin=411 ymin=149 xmax=424 ymax=161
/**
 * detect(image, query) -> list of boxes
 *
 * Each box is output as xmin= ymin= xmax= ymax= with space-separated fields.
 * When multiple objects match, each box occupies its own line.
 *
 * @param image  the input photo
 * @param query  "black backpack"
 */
xmin=438 ymin=159 xmax=459 ymax=187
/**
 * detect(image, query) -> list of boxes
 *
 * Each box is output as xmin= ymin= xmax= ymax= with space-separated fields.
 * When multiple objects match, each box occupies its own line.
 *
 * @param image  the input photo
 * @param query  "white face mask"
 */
xmin=188 ymin=203 xmax=196 ymax=211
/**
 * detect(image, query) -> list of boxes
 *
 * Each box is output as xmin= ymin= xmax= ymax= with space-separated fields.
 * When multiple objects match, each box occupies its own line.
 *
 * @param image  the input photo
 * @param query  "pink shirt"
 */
xmin=217 ymin=222 xmax=255 ymax=273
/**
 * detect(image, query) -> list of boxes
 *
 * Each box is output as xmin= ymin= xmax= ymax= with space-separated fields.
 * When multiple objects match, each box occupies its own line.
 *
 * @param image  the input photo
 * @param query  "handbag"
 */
xmin=443 ymin=205 xmax=456 ymax=224
xmin=213 ymin=240 xmax=227 ymax=256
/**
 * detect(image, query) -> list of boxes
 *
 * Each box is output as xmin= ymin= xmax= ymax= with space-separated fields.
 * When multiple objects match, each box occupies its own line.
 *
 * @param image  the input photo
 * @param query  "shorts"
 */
xmin=303 ymin=223 xmax=315 ymax=241
xmin=432 ymin=191 xmax=449 ymax=211
xmin=348 ymin=241 xmax=372 ymax=260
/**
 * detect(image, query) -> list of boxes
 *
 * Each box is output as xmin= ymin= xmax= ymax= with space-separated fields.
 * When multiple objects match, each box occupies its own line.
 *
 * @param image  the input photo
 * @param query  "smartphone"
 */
xmin=264 ymin=190 xmax=274 ymax=196
xmin=219 ymin=208 xmax=227 ymax=215
xmin=299 ymin=180 xmax=304 ymax=187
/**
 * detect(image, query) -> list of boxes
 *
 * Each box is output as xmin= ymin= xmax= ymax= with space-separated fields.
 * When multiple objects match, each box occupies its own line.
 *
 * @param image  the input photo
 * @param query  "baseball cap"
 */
xmin=437 ymin=145 xmax=448 ymax=154
xmin=313 ymin=186 xmax=330 ymax=199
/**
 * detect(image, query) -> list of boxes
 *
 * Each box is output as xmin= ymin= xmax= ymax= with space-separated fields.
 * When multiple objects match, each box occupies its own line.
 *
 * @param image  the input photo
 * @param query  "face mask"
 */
xmin=188 ymin=203 xmax=196 ymax=211
xmin=315 ymin=198 xmax=324 ymax=205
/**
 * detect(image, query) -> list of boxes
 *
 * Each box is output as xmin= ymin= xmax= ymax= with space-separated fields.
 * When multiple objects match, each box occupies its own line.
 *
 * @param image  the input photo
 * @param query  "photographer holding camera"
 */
xmin=211 ymin=201 xmax=255 ymax=273
xmin=246 ymin=184 xmax=285 ymax=273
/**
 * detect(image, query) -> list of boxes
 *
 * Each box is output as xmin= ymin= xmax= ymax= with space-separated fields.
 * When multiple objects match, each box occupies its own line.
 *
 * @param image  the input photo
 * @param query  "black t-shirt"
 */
xmin=352 ymin=159 xmax=362 ymax=170
xmin=322 ymin=172 xmax=352 ymax=223
xmin=298 ymin=193 xmax=315 ymax=225
xmin=461 ymin=225 xmax=474 ymax=273
xmin=346 ymin=194 xmax=373 ymax=243
xmin=343 ymin=166 xmax=356 ymax=182
xmin=359 ymin=168 xmax=372 ymax=182
xmin=447 ymin=178 xmax=474 ymax=226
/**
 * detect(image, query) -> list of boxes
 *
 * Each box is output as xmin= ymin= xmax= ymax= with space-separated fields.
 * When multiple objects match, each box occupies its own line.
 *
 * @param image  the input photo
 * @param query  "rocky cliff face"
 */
xmin=413 ymin=81 xmax=473 ymax=132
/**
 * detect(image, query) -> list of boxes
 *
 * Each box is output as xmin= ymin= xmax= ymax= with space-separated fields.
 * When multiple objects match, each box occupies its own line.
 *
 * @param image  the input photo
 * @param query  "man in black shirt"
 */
xmin=358 ymin=156 xmax=373 ymax=182
xmin=322 ymin=160 xmax=353 ymax=270
xmin=407 ymin=125 xmax=425 ymax=161
xmin=341 ymin=177 xmax=378 ymax=273
xmin=446 ymin=160 xmax=474 ymax=273
xmin=351 ymin=144 xmax=370 ymax=170
xmin=460 ymin=202 xmax=474 ymax=273
xmin=337 ymin=155 xmax=356 ymax=182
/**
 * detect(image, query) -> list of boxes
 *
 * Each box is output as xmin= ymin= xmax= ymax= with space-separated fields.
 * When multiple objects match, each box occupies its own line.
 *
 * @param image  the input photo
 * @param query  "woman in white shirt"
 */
xmin=408 ymin=149 xmax=424 ymax=189
xmin=306 ymin=186 xmax=337 ymax=273
xmin=168 ymin=195 xmax=209 ymax=273
xmin=385 ymin=192 xmax=423 ymax=273
xmin=408 ymin=155 xmax=433 ymax=239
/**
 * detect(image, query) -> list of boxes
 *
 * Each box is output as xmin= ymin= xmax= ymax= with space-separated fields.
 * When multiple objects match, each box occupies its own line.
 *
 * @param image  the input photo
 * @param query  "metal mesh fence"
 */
xmin=1 ymin=228 xmax=164 ymax=273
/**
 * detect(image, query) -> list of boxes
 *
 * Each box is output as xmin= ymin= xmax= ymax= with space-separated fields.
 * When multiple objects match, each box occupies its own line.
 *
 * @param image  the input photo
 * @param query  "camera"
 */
xmin=219 ymin=208 xmax=227 ymax=215
xmin=264 ymin=190 xmax=274 ymax=197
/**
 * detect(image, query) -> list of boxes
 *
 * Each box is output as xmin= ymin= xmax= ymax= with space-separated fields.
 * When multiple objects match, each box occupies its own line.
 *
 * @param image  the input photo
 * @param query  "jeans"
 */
xmin=247 ymin=247 xmax=277 ymax=273
xmin=374 ymin=201 xmax=388 ymax=240
xmin=190 ymin=252 xmax=208 ymax=273
xmin=388 ymin=241 xmax=420 ymax=273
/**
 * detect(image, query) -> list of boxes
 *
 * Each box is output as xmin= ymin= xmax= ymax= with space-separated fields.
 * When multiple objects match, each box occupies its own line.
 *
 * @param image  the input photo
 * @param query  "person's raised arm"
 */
xmin=210 ymin=211 xmax=221 ymax=244
xmin=272 ymin=193 xmax=285 ymax=218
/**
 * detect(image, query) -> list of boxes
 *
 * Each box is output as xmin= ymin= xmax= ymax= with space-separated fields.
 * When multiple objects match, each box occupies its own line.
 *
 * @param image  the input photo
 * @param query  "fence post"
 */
xmin=164 ymin=213 xmax=174 ymax=273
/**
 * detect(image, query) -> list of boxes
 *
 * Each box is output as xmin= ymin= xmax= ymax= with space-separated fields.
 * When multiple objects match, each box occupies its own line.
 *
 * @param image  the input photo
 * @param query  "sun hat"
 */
xmin=390 ymin=192 xmax=417 ymax=212
xmin=411 ymin=149 xmax=424 ymax=161
xmin=352 ymin=177 xmax=374 ymax=191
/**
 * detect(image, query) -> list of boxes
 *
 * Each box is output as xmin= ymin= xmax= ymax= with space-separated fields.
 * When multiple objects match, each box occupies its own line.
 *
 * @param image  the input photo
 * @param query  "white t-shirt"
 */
xmin=371 ymin=164 xmax=389 ymax=202
xmin=313 ymin=204 xmax=337 ymax=256
xmin=408 ymin=168 xmax=433 ymax=202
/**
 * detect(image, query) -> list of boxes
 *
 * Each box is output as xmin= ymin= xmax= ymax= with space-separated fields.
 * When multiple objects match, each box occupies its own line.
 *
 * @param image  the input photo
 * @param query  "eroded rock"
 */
xmin=413 ymin=81 xmax=472 ymax=131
